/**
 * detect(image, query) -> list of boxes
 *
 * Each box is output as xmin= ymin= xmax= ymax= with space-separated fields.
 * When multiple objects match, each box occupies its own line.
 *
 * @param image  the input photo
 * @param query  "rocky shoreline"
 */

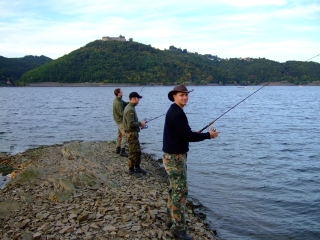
xmin=0 ymin=141 xmax=218 ymax=240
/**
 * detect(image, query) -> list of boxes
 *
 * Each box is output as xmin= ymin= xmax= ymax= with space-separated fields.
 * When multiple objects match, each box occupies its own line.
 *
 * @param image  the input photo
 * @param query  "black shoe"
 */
xmin=120 ymin=148 xmax=128 ymax=157
xmin=172 ymin=229 xmax=192 ymax=240
xmin=115 ymin=147 xmax=120 ymax=154
xmin=135 ymin=166 xmax=148 ymax=175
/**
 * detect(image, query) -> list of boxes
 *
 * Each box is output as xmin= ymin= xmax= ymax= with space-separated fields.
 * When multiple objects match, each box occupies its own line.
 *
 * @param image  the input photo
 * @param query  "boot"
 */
xmin=166 ymin=222 xmax=173 ymax=229
xmin=120 ymin=148 xmax=128 ymax=157
xmin=127 ymin=168 xmax=141 ymax=177
xmin=171 ymin=229 xmax=192 ymax=240
xmin=115 ymin=147 xmax=120 ymax=154
xmin=135 ymin=166 xmax=148 ymax=175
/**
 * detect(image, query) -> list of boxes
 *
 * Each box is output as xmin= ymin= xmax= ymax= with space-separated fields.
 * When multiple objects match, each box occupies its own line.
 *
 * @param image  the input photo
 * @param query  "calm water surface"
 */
xmin=1 ymin=86 xmax=319 ymax=240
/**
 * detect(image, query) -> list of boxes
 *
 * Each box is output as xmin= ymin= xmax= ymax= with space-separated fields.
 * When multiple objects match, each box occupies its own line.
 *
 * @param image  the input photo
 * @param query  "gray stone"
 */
xmin=103 ymin=225 xmax=116 ymax=231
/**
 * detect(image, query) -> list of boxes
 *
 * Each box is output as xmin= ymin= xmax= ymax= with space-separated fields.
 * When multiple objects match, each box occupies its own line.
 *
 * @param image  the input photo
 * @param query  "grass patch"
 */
xmin=10 ymin=168 xmax=40 ymax=186
xmin=0 ymin=165 xmax=15 ymax=176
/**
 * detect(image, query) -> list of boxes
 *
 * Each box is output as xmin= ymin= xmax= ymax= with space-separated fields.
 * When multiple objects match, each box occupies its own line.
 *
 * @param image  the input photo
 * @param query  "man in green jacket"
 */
xmin=112 ymin=88 xmax=128 ymax=157
xmin=123 ymin=92 xmax=147 ymax=175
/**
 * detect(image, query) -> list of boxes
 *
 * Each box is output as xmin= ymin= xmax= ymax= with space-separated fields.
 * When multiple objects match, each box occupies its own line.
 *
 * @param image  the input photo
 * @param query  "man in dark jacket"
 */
xmin=123 ymin=92 xmax=147 ymax=175
xmin=162 ymin=85 xmax=219 ymax=240
xmin=112 ymin=88 xmax=128 ymax=157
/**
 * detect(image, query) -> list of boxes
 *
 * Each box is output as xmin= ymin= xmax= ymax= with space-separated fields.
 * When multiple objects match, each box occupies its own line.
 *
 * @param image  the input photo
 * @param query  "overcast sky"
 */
xmin=1 ymin=0 xmax=319 ymax=63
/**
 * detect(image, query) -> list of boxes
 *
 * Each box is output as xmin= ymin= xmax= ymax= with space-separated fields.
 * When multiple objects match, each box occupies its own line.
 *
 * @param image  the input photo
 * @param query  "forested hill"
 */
xmin=0 ymin=55 xmax=52 ymax=86
xmin=17 ymin=40 xmax=320 ymax=86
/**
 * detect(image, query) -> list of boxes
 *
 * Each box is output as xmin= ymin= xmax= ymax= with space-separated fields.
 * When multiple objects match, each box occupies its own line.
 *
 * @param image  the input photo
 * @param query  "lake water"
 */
xmin=1 ymin=86 xmax=319 ymax=240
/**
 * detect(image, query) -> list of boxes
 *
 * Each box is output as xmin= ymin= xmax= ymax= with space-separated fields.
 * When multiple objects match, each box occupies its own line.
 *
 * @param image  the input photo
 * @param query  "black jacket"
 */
xmin=162 ymin=103 xmax=210 ymax=154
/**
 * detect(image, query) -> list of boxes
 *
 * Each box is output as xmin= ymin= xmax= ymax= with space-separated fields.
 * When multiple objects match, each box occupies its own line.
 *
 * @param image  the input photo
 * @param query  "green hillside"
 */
xmin=0 ymin=55 xmax=52 ymax=86
xmin=17 ymin=40 xmax=320 ymax=86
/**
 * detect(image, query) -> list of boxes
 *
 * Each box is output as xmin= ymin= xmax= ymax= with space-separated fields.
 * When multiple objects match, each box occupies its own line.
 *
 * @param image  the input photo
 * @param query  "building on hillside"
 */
xmin=102 ymin=35 xmax=126 ymax=41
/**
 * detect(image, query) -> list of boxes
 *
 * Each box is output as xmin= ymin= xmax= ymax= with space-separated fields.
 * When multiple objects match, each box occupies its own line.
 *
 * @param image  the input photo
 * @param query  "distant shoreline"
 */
xmin=22 ymin=81 xmax=320 ymax=87
xmin=25 ymin=82 xmax=138 ymax=87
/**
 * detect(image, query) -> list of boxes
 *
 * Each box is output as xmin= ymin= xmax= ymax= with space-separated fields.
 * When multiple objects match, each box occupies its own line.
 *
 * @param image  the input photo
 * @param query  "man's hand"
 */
xmin=209 ymin=126 xmax=219 ymax=139
xmin=140 ymin=121 xmax=146 ymax=129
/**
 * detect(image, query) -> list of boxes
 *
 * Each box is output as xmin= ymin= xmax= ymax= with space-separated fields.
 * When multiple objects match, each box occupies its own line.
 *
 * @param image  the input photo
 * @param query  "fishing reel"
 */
xmin=141 ymin=124 xmax=148 ymax=129
xmin=140 ymin=119 xmax=149 ymax=130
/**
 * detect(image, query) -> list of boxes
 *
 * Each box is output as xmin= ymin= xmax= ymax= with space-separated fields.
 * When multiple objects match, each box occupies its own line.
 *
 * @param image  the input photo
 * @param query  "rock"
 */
xmin=20 ymin=233 xmax=33 ymax=240
xmin=68 ymin=213 xmax=77 ymax=220
xmin=0 ymin=201 xmax=20 ymax=215
xmin=78 ymin=213 xmax=89 ymax=222
xmin=59 ymin=225 xmax=74 ymax=234
xmin=47 ymin=190 xmax=72 ymax=202
xmin=131 ymin=225 xmax=141 ymax=231
xmin=0 ymin=141 xmax=217 ymax=240
xmin=59 ymin=179 xmax=75 ymax=192
xmin=103 ymin=225 xmax=116 ymax=231
xmin=20 ymin=219 xmax=31 ymax=228
xmin=89 ymin=223 xmax=99 ymax=229
xmin=117 ymin=230 xmax=127 ymax=237
xmin=32 ymin=232 xmax=42 ymax=240
xmin=19 ymin=192 xmax=33 ymax=203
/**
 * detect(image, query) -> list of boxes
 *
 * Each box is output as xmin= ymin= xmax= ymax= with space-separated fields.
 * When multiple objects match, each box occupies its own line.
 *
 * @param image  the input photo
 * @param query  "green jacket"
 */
xmin=123 ymin=102 xmax=141 ymax=132
xmin=112 ymin=97 xmax=128 ymax=124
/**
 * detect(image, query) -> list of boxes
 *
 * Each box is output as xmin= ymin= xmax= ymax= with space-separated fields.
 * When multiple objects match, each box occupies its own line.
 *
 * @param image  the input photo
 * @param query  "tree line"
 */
xmin=2 ymin=40 xmax=319 ymax=86
xmin=0 ymin=55 xmax=52 ymax=86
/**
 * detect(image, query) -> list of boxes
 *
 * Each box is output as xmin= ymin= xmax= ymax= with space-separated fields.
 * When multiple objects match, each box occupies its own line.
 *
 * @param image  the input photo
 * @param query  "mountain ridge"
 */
xmin=2 ymin=40 xmax=320 ymax=86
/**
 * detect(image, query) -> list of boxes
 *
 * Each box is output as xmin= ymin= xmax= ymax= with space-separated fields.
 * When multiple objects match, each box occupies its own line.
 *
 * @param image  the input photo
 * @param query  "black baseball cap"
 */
xmin=129 ymin=92 xmax=143 ymax=99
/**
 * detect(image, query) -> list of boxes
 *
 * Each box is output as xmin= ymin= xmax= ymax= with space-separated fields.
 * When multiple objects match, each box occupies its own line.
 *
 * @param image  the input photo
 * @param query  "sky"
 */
xmin=1 ymin=0 xmax=320 ymax=63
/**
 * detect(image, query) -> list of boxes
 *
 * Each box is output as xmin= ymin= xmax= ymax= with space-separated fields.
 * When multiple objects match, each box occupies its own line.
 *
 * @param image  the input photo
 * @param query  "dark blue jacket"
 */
xmin=162 ymin=103 xmax=210 ymax=154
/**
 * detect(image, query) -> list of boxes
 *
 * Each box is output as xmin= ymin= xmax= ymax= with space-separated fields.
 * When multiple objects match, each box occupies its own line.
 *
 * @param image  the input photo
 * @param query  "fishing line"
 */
xmin=199 ymin=53 xmax=320 ymax=133
xmin=139 ymin=83 xmax=164 ymax=129
xmin=291 ymin=54 xmax=320 ymax=67
xmin=139 ymin=86 xmax=146 ymax=93
xmin=137 ymin=54 xmax=319 ymax=131
xmin=199 ymin=82 xmax=269 ymax=132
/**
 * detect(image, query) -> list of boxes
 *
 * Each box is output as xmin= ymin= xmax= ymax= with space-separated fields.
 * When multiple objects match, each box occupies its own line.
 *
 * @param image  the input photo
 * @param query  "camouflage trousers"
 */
xmin=125 ymin=132 xmax=141 ymax=169
xmin=162 ymin=152 xmax=188 ymax=231
xmin=116 ymin=123 xmax=127 ymax=149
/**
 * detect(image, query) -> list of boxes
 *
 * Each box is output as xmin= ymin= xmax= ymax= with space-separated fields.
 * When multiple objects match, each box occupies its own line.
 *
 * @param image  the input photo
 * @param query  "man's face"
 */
xmin=118 ymin=90 xmax=123 ymax=97
xmin=173 ymin=92 xmax=188 ymax=107
xmin=131 ymin=97 xmax=140 ymax=105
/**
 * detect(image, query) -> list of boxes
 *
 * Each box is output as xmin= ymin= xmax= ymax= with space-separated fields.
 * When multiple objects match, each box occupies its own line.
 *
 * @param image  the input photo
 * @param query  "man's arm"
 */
xmin=173 ymin=112 xmax=211 ymax=142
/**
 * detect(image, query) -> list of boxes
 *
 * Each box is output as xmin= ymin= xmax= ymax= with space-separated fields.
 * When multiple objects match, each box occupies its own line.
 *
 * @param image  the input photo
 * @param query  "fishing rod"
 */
xmin=290 ymin=54 xmax=320 ymax=68
xmin=139 ymin=85 xmax=146 ymax=93
xmin=141 ymin=82 xmax=268 ymax=132
xmin=138 ymin=83 xmax=165 ymax=129
xmin=141 ymin=113 xmax=165 ymax=129
xmin=199 ymin=82 xmax=270 ymax=132
xmin=199 ymin=53 xmax=320 ymax=133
